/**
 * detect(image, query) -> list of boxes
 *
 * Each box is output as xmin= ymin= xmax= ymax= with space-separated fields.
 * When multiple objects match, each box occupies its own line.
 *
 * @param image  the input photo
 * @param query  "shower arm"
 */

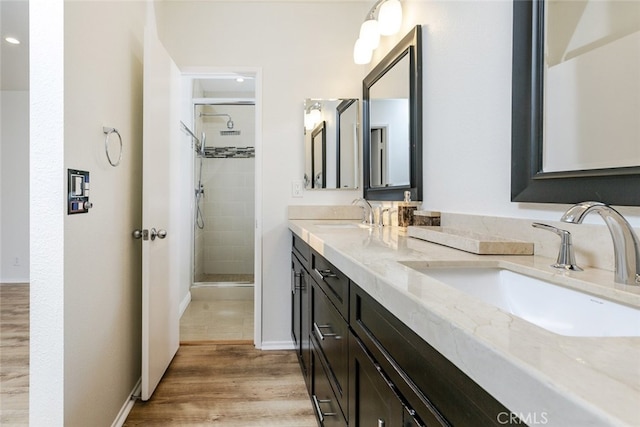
xmin=199 ymin=113 xmax=234 ymax=129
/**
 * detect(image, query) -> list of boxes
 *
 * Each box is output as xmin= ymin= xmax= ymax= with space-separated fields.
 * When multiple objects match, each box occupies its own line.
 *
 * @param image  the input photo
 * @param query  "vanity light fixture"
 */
xmin=353 ymin=0 xmax=403 ymax=64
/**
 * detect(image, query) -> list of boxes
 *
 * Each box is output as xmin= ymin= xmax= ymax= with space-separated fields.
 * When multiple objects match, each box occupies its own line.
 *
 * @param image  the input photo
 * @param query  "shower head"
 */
xmin=200 ymin=112 xmax=234 ymax=130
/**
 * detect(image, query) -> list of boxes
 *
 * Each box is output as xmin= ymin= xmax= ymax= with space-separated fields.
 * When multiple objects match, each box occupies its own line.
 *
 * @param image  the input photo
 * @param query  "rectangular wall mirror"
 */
xmin=363 ymin=25 xmax=422 ymax=201
xmin=511 ymin=0 xmax=640 ymax=206
xmin=303 ymin=98 xmax=359 ymax=189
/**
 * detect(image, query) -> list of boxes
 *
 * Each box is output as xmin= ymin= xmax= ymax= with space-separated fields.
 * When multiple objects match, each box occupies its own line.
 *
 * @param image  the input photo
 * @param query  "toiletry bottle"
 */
xmin=398 ymin=191 xmax=417 ymax=228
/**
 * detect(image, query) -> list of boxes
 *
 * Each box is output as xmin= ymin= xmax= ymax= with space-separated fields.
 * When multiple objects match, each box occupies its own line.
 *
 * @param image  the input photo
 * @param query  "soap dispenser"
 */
xmin=398 ymin=191 xmax=417 ymax=229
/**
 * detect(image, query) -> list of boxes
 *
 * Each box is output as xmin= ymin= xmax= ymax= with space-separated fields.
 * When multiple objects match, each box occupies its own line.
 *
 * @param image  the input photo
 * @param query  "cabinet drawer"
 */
xmin=311 ymin=281 xmax=349 ymax=416
xmin=292 ymin=234 xmax=310 ymax=268
xmin=350 ymin=283 xmax=511 ymax=426
xmin=310 ymin=249 xmax=349 ymax=317
xmin=312 ymin=342 xmax=348 ymax=427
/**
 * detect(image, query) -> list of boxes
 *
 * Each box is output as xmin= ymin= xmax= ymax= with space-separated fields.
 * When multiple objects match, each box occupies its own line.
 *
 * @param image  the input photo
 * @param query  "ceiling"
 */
xmin=1 ymin=0 xmax=29 ymax=91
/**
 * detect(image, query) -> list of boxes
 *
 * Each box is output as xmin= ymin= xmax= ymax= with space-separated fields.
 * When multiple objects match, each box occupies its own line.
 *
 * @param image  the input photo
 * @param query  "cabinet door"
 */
xmin=349 ymin=332 xmax=403 ymax=427
xmin=292 ymin=252 xmax=311 ymax=388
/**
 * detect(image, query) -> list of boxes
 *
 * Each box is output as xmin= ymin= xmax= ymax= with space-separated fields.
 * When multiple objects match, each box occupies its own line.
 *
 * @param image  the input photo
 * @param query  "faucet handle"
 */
xmin=532 ymin=222 xmax=583 ymax=271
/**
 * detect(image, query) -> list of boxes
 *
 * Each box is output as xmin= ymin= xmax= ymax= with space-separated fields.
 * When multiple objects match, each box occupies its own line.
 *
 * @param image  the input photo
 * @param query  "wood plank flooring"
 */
xmin=124 ymin=343 xmax=317 ymax=426
xmin=0 ymin=283 xmax=29 ymax=426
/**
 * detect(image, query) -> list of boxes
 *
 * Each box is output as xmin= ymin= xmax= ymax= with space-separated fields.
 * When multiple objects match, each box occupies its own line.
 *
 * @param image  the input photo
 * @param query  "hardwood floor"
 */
xmin=0 ymin=283 xmax=29 ymax=426
xmin=124 ymin=343 xmax=317 ymax=426
xmin=0 ymin=284 xmax=314 ymax=426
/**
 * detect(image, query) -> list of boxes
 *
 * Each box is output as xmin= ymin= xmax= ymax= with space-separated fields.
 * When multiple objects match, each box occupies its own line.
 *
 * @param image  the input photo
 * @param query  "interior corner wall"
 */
xmin=62 ymin=1 xmax=146 ymax=425
xmin=1 ymin=90 xmax=30 ymax=283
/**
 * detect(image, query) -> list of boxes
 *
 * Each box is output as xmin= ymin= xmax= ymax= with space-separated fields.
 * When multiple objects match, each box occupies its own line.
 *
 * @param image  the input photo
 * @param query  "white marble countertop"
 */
xmin=289 ymin=219 xmax=640 ymax=427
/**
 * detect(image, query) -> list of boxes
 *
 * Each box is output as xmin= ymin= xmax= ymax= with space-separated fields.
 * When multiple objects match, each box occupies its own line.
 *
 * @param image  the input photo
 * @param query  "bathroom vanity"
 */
xmin=289 ymin=219 xmax=640 ymax=426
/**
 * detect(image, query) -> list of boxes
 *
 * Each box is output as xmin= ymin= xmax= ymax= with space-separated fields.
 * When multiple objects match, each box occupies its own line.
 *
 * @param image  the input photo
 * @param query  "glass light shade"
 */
xmin=378 ymin=0 xmax=402 ymax=36
xmin=304 ymin=113 xmax=315 ymax=131
xmin=353 ymin=38 xmax=373 ymax=65
xmin=305 ymin=109 xmax=322 ymax=130
xmin=359 ymin=19 xmax=380 ymax=50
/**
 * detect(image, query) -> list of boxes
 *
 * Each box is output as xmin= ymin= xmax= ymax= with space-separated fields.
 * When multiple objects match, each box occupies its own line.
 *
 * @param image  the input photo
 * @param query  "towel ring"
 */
xmin=103 ymin=126 xmax=123 ymax=167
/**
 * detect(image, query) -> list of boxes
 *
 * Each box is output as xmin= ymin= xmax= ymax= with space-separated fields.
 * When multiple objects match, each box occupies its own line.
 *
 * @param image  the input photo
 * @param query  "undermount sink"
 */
xmin=400 ymin=263 xmax=640 ymax=337
xmin=314 ymin=223 xmax=369 ymax=229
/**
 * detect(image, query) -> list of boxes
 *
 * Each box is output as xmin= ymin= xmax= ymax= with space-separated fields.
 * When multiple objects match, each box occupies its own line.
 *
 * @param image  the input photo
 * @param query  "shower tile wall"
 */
xmin=202 ymin=157 xmax=255 ymax=275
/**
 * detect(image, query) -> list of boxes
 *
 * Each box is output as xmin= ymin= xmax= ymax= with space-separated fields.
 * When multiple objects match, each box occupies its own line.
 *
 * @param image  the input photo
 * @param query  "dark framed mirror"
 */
xmin=511 ymin=0 xmax=640 ymax=206
xmin=363 ymin=25 xmax=422 ymax=201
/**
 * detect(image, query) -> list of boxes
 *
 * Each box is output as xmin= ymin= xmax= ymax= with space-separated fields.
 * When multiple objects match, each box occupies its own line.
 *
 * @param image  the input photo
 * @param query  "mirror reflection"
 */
xmin=363 ymin=25 xmax=422 ymax=201
xmin=369 ymin=53 xmax=410 ymax=187
xmin=543 ymin=0 xmax=640 ymax=172
xmin=303 ymin=98 xmax=359 ymax=189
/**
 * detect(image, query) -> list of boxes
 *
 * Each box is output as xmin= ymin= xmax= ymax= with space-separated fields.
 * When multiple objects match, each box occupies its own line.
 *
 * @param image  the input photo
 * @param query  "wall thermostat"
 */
xmin=67 ymin=169 xmax=93 ymax=214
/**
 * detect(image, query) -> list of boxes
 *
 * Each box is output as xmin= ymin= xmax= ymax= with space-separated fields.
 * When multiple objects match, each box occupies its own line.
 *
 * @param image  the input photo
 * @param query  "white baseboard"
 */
xmin=111 ymin=378 xmax=141 ymax=427
xmin=179 ymin=291 xmax=191 ymax=317
xmin=259 ymin=340 xmax=295 ymax=350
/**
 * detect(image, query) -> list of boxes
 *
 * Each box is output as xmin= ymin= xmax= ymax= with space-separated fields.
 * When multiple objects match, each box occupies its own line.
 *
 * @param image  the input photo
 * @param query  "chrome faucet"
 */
xmin=532 ymin=222 xmax=582 ymax=271
xmin=352 ymin=198 xmax=374 ymax=225
xmin=561 ymin=201 xmax=640 ymax=285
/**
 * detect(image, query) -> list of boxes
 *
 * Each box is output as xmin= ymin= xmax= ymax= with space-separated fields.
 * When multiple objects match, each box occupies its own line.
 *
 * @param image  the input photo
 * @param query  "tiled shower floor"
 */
xmin=180 ymin=285 xmax=254 ymax=342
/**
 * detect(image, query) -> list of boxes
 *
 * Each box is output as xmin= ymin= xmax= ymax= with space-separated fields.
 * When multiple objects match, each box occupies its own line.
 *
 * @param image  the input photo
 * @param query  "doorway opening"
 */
xmin=180 ymin=75 xmax=257 ymax=343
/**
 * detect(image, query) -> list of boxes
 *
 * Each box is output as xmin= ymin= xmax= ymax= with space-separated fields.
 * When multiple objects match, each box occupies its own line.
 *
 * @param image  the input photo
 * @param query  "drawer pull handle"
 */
xmin=312 ymin=394 xmax=336 ymax=422
xmin=293 ymin=272 xmax=304 ymax=291
xmin=313 ymin=322 xmax=338 ymax=340
xmin=317 ymin=268 xmax=337 ymax=279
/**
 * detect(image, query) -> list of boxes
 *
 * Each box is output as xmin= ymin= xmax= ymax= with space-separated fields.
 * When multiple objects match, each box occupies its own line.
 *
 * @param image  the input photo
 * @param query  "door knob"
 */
xmin=132 ymin=229 xmax=144 ymax=239
xmin=150 ymin=228 xmax=167 ymax=241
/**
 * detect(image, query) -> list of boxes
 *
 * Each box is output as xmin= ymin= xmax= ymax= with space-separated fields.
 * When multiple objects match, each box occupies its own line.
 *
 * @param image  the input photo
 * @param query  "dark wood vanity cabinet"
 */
xmin=350 ymin=284 xmax=515 ymax=427
xmin=291 ymin=235 xmax=514 ymax=427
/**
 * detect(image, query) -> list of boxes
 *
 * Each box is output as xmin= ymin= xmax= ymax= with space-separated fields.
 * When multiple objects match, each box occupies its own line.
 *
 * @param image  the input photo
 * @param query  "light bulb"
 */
xmin=359 ymin=19 xmax=380 ymax=50
xmin=353 ymin=38 xmax=373 ymax=65
xmin=378 ymin=0 xmax=402 ymax=36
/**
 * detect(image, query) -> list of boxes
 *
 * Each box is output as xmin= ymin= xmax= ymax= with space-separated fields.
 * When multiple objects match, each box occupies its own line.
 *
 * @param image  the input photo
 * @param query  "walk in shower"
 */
xmin=180 ymin=89 xmax=256 ymax=342
xmin=192 ymin=102 xmax=256 ymax=285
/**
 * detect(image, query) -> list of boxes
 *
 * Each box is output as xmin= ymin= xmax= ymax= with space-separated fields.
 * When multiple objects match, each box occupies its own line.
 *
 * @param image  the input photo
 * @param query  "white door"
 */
xmin=141 ymin=27 xmax=181 ymax=401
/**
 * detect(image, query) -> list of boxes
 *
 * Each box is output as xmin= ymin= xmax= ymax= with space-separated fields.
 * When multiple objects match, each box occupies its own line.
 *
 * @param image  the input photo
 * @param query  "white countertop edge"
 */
xmin=289 ymin=220 xmax=640 ymax=426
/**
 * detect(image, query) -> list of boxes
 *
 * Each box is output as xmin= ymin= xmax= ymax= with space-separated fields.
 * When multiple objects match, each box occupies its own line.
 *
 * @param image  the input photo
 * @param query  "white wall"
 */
xmin=1 ymin=91 xmax=30 ymax=282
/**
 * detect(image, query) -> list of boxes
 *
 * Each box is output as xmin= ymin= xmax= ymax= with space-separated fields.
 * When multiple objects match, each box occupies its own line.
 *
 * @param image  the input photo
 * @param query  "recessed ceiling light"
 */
xmin=5 ymin=37 xmax=20 ymax=45
xmin=236 ymin=77 xmax=245 ymax=83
